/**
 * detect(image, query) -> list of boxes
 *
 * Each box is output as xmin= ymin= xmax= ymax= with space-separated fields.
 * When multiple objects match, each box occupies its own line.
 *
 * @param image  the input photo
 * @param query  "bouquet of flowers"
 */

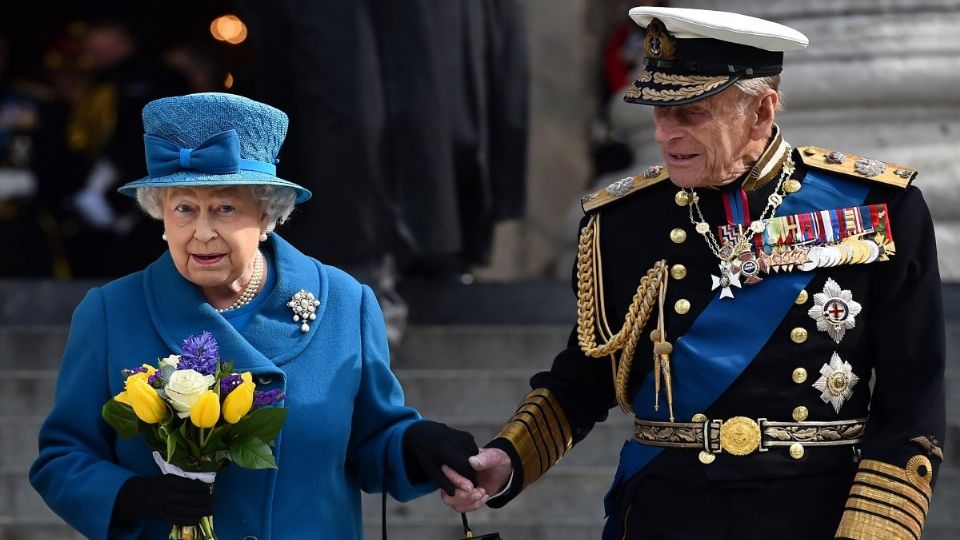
xmin=101 ymin=332 xmax=287 ymax=540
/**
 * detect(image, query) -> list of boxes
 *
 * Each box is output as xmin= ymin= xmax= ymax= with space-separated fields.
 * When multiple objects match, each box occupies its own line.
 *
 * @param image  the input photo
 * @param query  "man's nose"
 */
xmin=653 ymin=112 xmax=680 ymax=145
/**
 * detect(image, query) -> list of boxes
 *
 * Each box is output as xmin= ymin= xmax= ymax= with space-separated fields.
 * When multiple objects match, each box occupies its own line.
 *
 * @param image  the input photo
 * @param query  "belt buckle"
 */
xmin=718 ymin=416 xmax=762 ymax=456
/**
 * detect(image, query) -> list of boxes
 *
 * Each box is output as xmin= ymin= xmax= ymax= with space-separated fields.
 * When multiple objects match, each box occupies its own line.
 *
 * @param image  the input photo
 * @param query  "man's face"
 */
xmin=653 ymin=89 xmax=756 ymax=188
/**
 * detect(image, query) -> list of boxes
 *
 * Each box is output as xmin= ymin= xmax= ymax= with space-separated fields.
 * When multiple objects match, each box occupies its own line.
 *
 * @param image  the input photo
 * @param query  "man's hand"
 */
xmin=440 ymin=447 xmax=513 ymax=512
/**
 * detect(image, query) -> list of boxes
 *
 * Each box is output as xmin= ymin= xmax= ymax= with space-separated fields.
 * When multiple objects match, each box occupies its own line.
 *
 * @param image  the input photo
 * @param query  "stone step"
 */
xmin=0 ymin=327 xmax=68 ymax=370
xmin=0 ymin=521 xmax=84 ymax=540
xmin=393 ymin=325 xmax=573 ymax=370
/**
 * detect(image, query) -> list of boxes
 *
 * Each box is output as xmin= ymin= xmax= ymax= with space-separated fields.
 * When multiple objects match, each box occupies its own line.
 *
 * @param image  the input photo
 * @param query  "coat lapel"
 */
xmin=142 ymin=234 xmax=328 ymax=374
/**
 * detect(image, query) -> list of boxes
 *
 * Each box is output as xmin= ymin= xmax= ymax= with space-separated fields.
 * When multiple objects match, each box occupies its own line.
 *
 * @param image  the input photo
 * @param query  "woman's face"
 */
xmin=162 ymin=186 xmax=267 ymax=291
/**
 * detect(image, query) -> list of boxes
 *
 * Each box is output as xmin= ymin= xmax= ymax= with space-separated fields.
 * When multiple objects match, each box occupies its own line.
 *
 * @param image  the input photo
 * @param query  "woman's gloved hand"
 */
xmin=403 ymin=420 xmax=480 ymax=495
xmin=113 ymin=475 xmax=216 ymax=525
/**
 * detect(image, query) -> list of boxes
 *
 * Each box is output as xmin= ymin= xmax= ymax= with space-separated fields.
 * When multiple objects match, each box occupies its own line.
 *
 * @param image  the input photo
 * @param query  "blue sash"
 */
xmin=601 ymin=171 xmax=869 ymax=539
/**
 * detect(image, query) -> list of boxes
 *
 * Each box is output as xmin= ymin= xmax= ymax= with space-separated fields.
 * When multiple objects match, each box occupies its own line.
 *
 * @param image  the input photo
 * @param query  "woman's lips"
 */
xmin=191 ymin=253 xmax=226 ymax=266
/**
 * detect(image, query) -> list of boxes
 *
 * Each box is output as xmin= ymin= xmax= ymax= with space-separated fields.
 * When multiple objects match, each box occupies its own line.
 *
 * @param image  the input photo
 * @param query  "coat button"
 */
xmin=795 ymin=289 xmax=809 ymax=304
xmin=670 ymin=264 xmax=687 ymax=280
xmin=670 ymin=228 xmax=687 ymax=244
xmin=243 ymin=536 xmax=259 ymax=540
xmin=792 ymin=406 xmax=809 ymax=422
xmin=789 ymin=443 xmax=805 ymax=460
xmin=783 ymin=179 xmax=802 ymax=193
xmin=698 ymin=451 xmax=716 ymax=464
xmin=792 ymin=368 xmax=808 ymax=384
xmin=674 ymin=191 xmax=690 ymax=206
xmin=691 ymin=413 xmax=707 ymax=423
xmin=256 ymin=375 xmax=273 ymax=385
xmin=674 ymin=299 xmax=691 ymax=315
xmin=790 ymin=327 xmax=808 ymax=344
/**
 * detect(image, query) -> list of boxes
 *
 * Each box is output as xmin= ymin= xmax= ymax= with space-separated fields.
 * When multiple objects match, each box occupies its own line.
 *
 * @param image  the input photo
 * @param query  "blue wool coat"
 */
xmin=30 ymin=235 xmax=434 ymax=539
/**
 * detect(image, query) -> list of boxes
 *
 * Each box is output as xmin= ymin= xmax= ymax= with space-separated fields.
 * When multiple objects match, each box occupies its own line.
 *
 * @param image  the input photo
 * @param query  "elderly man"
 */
xmin=442 ymin=7 xmax=945 ymax=540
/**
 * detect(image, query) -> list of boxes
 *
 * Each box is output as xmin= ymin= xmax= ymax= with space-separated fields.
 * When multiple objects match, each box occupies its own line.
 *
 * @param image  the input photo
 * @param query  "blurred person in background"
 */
xmin=238 ymin=0 xmax=529 ymax=344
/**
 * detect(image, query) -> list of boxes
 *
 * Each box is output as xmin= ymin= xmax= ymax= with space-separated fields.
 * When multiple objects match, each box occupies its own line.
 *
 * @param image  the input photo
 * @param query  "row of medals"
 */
xmin=716 ymin=231 xmax=889 ymax=290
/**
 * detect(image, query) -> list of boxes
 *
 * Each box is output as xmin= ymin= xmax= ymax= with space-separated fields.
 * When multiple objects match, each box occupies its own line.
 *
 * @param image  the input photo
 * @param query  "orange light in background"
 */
xmin=224 ymin=73 xmax=235 ymax=89
xmin=210 ymin=15 xmax=248 ymax=45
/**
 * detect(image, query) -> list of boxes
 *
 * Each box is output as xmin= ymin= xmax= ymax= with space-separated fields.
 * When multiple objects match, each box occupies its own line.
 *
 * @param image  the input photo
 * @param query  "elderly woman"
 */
xmin=29 ymin=93 xmax=482 ymax=539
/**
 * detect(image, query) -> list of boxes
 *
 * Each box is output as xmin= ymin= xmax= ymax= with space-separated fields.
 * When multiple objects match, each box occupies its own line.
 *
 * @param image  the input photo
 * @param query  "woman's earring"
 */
xmin=162 ymin=232 xmax=168 ymax=241
xmin=259 ymin=232 xmax=268 ymax=242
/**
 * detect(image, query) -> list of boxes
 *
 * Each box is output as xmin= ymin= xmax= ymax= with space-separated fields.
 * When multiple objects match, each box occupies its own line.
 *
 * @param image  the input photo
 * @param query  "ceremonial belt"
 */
xmin=634 ymin=417 xmax=866 ymax=456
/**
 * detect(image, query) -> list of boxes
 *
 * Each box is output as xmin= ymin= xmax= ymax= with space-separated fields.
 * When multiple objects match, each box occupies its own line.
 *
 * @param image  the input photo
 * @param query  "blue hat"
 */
xmin=118 ymin=93 xmax=311 ymax=203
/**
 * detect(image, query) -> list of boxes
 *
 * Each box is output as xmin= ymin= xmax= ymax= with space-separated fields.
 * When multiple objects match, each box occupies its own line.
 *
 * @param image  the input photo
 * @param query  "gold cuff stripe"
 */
xmin=842 ymin=499 xmax=921 ymax=539
xmin=849 ymin=491 xmax=925 ymax=533
xmin=854 ymin=474 xmax=929 ymax=515
xmin=495 ymin=420 xmax=544 ymax=489
xmin=525 ymin=389 xmax=574 ymax=452
xmin=836 ymin=507 xmax=919 ymax=540
xmin=859 ymin=459 xmax=932 ymax=500
xmin=495 ymin=389 xmax=575 ymax=490
xmin=512 ymin=407 xmax=559 ymax=464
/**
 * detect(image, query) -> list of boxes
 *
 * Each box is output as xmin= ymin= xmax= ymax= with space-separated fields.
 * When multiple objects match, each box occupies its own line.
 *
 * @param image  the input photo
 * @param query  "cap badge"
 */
xmin=643 ymin=19 xmax=677 ymax=60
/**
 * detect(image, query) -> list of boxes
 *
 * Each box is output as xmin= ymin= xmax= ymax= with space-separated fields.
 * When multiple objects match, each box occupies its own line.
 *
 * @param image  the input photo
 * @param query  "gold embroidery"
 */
xmin=640 ymin=79 xmax=727 ymax=102
xmin=842 ymin=498 xmax=921 ymax=539
xmin=855 ymin=472 xmax=929 ymax=514
xmin=836 ymin=458 xmax=934 ymax=539
xmin=652 ymin=73 xmax=728 ymax=87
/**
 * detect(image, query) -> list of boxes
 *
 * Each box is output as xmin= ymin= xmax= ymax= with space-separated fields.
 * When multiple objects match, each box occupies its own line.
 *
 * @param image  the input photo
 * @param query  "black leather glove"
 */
xmin=403 ymin=420 xmax=480 ymax=495
xmin=112 ymin=475 xmax=216 ymax=526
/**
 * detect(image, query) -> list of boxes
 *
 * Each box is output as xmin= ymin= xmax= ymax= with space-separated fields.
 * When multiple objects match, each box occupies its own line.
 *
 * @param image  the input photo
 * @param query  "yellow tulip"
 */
xmin=190 ymin=390 xmax=221 ymax=428
xmin=114 ymin=391 xmax=130 ymax=405
xmin=125 ymin=377 xmax=168 ymax=424
xmin=222 ymin=381 xmax=254 ymax=424
xmin=240 ymin=372 xmax=253 ymax=384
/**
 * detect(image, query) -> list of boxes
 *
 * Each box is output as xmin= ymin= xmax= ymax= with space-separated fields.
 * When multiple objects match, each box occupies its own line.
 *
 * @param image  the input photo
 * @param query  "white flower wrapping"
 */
xmin=152 ymin=452 xmax=217 ymax=484
xmin=165 ymin=369 xmax=216 ymax=418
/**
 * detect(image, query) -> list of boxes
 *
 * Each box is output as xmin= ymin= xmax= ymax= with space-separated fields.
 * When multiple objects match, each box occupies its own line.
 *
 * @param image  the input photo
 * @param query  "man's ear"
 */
xmin=751 ymin=90 xmax=779 ymax=140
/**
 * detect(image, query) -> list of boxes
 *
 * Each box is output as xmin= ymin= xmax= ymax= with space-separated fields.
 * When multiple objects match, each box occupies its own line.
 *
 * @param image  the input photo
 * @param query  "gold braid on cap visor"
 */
xmin=835 ymin=456 xmax=934 ymax=540
xmin=494 ymin=389 xmax=573 ymax=490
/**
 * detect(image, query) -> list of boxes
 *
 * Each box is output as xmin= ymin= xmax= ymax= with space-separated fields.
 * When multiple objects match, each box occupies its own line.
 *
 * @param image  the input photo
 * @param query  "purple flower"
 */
xmin=147 ymin=371 xmax=163 ymax=387
xmin=121 ymin=366 xmax=148 ymax=377
xmin=179 ymin=332 xmax=220 ymax=376
xmin=220 ymin=374 xmax=243 ymax=397
xmin=254 ymin=389 xmax=285 ymax=408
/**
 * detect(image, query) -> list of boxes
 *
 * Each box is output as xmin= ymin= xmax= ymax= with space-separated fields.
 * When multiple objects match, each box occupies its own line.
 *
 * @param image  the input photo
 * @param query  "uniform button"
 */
xmin=790 ymin=327 xmax=808 ymax=344
xmin=792 ymin=368 xmax=808 ymax=384
xmin=795 ymin=289 xmax=809 ymax=304
xmin=792 ymin=406 xmax=809 ymax=422
xmin=783 ymin=179 xmax=802 ymax=194
xmin=670 ymin=228 xmax=687 ymax=244
xmin=698 ymin=451 xmax=716 ymax=464
xmin=674 ymin=191 xmax=690 ymax=206
xmin=789 ymin=443 xmax=805 ymax=460
xmin=256 ymin=375 xmax=273 ymax=385
xmin=670 ymin=264 xmax=688 ymax=280
xmin=243 ymin=536 xmax=259 ymax=540
xmin=674 ymin=299 xmax=691 ymax=315
xmin=691 ymin=413 xmax=707 ymax=423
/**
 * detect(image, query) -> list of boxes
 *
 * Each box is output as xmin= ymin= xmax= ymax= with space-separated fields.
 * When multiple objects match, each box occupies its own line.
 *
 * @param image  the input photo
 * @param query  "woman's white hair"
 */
xmin=135 ymin=184 xmax=297 ymax=232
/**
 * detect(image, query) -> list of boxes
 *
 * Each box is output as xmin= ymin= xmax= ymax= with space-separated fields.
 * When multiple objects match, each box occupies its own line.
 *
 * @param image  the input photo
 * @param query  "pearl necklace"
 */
xmin=216 ymin=251 xmax=264 ymax=313
xmin=684 ymin=146 xmax=795 ymax=298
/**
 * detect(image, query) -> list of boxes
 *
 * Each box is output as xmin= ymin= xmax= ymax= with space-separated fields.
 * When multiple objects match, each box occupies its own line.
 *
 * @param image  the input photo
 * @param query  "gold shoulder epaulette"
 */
xmin=581 ymin=165 xmax=670 ymax=213
xmin=798 ymin=146 xmax=916 ymax=189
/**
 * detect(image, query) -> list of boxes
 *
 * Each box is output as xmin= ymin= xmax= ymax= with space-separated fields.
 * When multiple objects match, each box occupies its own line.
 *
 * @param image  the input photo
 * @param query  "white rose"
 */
xmin=165 ymin=369 xmax=216 ymax=418
xmin=159 ymin=355 xmax=181 ymax=370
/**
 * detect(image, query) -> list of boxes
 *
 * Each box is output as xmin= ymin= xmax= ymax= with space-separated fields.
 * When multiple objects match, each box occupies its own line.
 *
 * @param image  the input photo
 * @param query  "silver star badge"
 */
xmin=711 ymin=261 xmax=741 ymax=299
xmin=813 ymin=352 xmax=860 ymax=413
xmin=808 ymin=278 xmax=862 ymax=343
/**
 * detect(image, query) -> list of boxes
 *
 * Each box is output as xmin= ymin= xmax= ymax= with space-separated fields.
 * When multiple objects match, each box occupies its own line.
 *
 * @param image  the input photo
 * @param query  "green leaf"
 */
xmin=229 ymin=438 xmax=277 ymax=469
xmin=178 ymin=423 xmax=202 ymax=457
xmin=137 ymin=422 xmax=166 ymax=453
xmin=101 ymin=401 xmax=138 ymax=438
xmin=166 ymin=430 xmax=177 ymax=462
xmin=226 ymin=407 xmax=287 ymax=444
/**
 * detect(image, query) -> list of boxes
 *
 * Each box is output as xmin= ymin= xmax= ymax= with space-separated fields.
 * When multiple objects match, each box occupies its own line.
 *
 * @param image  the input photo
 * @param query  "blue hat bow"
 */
xmin=144 ymin=129 xmax=276 ymax=178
